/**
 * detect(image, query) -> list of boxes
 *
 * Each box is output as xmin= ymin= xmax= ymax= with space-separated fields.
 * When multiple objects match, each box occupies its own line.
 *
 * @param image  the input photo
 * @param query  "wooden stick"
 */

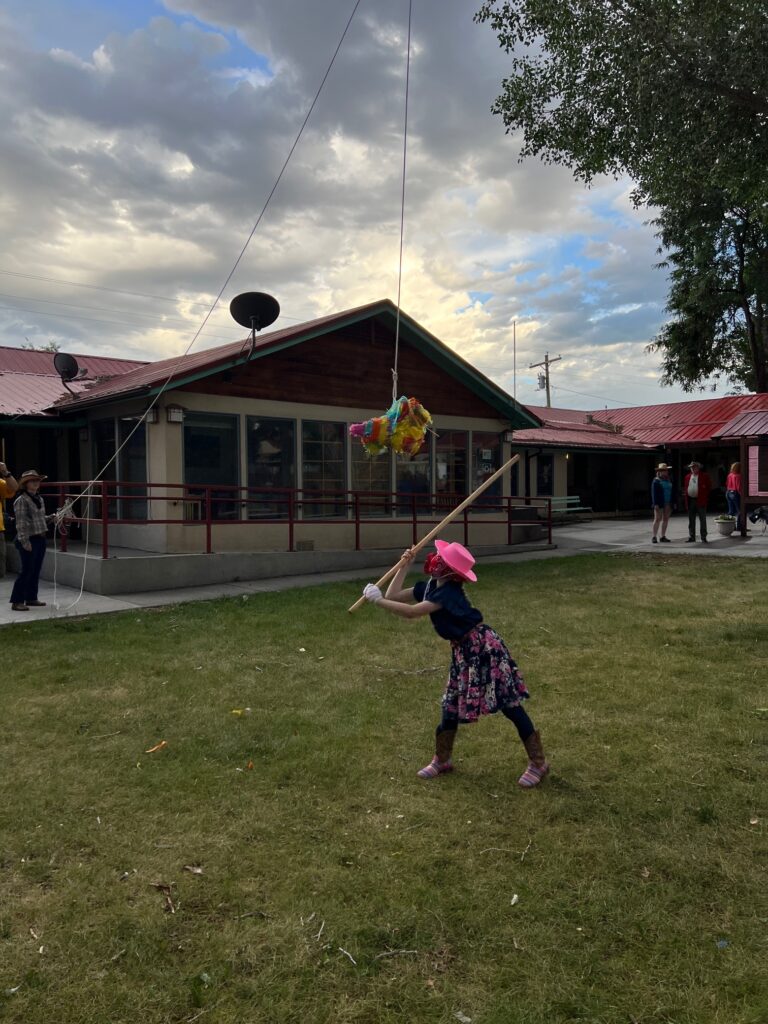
xmin=348 ymin=453 xmax=520 ymax=612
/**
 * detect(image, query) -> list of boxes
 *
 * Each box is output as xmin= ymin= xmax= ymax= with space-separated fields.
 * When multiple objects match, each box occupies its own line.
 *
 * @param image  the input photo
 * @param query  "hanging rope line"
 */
xmin=391 ymin=0 xmax=413 ymax=403
xmin=48 ymin=0 xmax=365 ymax=614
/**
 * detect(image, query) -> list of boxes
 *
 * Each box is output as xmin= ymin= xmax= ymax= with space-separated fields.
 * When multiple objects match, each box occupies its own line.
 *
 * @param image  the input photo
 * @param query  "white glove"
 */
xmin=363 ymin=583 xmax=383 ymax=603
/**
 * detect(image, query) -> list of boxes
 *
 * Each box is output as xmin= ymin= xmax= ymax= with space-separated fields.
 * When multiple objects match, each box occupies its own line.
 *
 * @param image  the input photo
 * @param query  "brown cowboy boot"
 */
xmin=517 ymin=730 xmax=549 ymax=788
xmin=417 ymin=727 xmax=456 ymax=779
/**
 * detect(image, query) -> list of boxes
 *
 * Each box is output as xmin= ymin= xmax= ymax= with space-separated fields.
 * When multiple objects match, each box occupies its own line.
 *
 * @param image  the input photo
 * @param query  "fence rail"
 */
xmin=41 ymin=480 xmax=553 ymax=558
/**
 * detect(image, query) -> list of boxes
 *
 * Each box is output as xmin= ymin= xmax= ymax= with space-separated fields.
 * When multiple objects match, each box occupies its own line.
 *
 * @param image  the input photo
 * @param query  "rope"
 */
xmin=46 ymin=0 xmax=365 ymax=614
xmin=392 ymin=0 xmax=413 ymax=403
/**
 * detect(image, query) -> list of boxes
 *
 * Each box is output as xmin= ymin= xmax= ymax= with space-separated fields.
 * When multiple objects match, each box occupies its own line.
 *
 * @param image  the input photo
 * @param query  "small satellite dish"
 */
xmin=54 ymin=352 xmax=79 ymax=383
xmin=229 ymin=292 xmax=280 ymax=332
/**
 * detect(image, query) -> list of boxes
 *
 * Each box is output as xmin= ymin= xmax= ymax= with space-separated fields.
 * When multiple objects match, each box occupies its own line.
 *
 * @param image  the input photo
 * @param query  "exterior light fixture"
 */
xmin=79 ymin=427 xmax=89 ymax=442
xmin=145 ymin=407 xmax=158 ymax=424
xmin=166 ymin=405 xmax=185 ymax=423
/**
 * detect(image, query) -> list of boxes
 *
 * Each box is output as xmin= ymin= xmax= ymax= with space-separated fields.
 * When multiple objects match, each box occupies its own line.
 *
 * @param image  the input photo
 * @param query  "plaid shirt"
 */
xmin=13 ymin=491 xmax=48 ymax=546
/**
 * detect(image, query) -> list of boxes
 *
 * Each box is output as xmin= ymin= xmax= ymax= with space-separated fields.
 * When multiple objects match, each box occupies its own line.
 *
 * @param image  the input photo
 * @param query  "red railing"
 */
xmin=42 ymin=480 xmax=552 ymax=558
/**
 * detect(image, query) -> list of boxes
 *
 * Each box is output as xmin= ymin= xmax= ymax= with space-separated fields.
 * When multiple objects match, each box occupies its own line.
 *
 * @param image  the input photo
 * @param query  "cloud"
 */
xmin=0 ymin=0 xmax=692 ymax=407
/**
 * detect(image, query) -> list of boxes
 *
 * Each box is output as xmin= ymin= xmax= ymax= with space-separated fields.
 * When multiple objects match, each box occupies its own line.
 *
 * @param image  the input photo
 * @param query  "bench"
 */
xmin=549 ymin=495 xmax=593 ymax=519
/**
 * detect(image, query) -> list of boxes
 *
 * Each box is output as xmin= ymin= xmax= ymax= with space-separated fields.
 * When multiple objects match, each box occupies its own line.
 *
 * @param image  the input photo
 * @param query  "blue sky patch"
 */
xmin=11 ymin=0 xmax=272 ymax=77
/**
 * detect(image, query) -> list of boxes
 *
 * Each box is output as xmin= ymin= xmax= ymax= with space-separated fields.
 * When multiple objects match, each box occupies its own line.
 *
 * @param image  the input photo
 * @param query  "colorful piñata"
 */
xmin=349 ymin=396 xmax=432 ymax=457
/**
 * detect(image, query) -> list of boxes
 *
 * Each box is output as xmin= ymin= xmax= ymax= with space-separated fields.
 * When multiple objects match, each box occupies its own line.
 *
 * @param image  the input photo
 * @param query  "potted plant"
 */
xmin=714 ymin=514 xmax=737 ymax=536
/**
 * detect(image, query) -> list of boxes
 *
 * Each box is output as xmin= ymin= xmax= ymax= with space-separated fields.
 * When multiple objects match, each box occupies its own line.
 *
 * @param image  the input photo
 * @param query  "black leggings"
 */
xmin=437 ymin=705 xmax=535 ymax=742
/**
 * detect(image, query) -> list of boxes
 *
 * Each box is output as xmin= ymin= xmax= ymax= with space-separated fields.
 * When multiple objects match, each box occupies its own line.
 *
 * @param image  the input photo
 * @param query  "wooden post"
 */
xmin=348 ymin=454 xmax=520 ymax=613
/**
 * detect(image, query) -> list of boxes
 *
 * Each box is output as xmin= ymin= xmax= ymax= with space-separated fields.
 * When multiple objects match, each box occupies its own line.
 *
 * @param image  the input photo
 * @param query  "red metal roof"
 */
xmin=0 ymin=345 xmax=146 ymax=418
xmin=49 ymin=299 xmax=540 ymax=428
xmin=0 ymin=373 xmax=93 ymax=416
xmin=0 ymin=346 xmax=143 ymax=377
xmin=580 ymin=394 xmax=768 ymax=444
xmin=512 ymin=422 xmax=652 ymax=450
xmin=712 ymin=410 xmax=768 ymax=438
xmin=48 ymin=307 xmax=353 ymax=407
xmin=525 ymin=395 xmax=768 ymax=445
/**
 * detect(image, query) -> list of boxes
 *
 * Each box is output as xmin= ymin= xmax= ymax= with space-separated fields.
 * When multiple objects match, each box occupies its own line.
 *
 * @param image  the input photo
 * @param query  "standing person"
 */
xmin=10 ymin=471 xmax=53 ymax=611
xmin=650 ymin=462 xmax=673 ymax=544
xmin=725 ymin=462 xmax=743 ymax=529
xmin=362 ymin=540 xmax=549 ymax=788
xmin=683 ymin=460 xmax=712 ymax=544
xmin=0 ymin=460 xmax=18 ymax=577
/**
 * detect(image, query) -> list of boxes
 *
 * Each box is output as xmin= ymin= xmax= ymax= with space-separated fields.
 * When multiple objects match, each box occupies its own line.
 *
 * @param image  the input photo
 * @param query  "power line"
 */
xmin=0 ymin=267 xmax=310 ymax=323
xmin=0 ymin=301 xmax=246 ymax=344
xmin=550 ymin=383 xmax=646 ymax=407
xmin=0 ymin=291 xmax=247 ymax=332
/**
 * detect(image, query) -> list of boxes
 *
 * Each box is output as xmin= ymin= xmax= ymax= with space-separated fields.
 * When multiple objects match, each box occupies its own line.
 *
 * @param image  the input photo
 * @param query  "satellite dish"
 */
xmin=54 ymin=352 xmax=79 ymax=383
xmin=229 ymin=292 xmax=280 ymax=332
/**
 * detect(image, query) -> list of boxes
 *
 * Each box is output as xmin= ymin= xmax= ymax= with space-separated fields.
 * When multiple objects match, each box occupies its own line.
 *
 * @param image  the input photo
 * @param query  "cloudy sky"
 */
xmin=0 ymin=0 xmax=708 ymax=410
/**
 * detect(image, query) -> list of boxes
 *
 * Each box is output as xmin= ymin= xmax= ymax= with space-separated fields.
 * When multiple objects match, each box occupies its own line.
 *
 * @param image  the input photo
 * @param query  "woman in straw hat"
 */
xmin=363 ymin=540 xmax=549 ymax=788
xmin=10 ymin=471 xmax=53 ymax=611
xmin=650 ymin=462 xmax=673 ymax=544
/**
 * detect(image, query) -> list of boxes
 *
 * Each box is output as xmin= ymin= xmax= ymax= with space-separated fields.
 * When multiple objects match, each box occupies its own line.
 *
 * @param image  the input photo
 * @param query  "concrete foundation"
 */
xmin=42 ymin=536 xmax=551 ymax=595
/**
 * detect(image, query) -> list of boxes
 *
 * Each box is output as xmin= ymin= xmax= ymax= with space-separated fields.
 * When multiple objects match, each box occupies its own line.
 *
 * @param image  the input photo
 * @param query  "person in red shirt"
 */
xmin=683 ymin=460 xmax=712 ymax=543
xmin=725 ymin=461 xmax=743 ymax=529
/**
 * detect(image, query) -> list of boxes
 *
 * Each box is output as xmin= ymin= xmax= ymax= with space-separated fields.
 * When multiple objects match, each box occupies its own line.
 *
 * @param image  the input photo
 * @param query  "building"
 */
xmin=3 ymin=302 xmax=768 ymax=571
xmin=19 ymin=300 xmax=542 ymax=562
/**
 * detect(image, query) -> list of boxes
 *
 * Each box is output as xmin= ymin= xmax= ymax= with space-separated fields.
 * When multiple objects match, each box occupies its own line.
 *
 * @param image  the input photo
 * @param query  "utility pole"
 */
xmin=529 ymin=352 xmax=561 ymax=407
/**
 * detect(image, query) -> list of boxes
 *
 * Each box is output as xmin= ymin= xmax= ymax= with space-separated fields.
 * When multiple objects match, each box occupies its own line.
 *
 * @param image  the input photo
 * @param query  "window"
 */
xmin=436 ymin=431 xmax=468 ymax=509
xmin=91 ymin=419 xmax=118 ymax=517
xmin=183 ymin=413 xmax=240 ymax=520
xmin=536 ymin=453 xmax=554 ymax=496
xmin=471 ymin=432 xmax=502 ymax=506
xmin=246 ymin=417 xmax=296 ymax=519
xmin=351 ymin=444 xmax=392 ymax=517
xmin=302 ymin=420 xmax=346 ymax=517
xmin=396 ymin=441 xmax=431 ymax=515
xmin=118 ymin=419 xmax=147 ymax=518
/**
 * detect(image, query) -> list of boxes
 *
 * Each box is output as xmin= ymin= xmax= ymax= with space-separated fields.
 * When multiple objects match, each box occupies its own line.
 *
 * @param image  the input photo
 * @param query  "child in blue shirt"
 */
xmin=363 ymin=540 xmax=549 ymax=787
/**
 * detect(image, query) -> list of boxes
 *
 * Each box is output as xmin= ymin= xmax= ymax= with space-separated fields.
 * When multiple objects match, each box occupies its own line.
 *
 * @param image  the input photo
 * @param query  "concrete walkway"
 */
xmin=2 ymin=515 xmax=765 ymax=626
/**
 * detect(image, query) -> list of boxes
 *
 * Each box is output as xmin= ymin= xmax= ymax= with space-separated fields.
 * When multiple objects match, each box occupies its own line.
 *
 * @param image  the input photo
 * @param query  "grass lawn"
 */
xmin=1 ymin=553 xmax=766 ymax=1024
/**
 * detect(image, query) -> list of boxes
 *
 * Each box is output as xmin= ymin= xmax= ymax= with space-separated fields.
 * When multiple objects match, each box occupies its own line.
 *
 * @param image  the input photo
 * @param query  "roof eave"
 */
xmin=45 ymin=299 xmax=540 ymax=427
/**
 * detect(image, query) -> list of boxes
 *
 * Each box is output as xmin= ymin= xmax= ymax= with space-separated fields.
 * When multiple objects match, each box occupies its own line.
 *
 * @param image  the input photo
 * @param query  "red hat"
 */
xmin=434 ymin=540 xmax=477 ymax=582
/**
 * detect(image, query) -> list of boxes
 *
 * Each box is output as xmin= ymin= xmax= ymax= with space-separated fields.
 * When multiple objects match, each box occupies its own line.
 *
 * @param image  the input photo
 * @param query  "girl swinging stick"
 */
xmin=362 ymin=540 xmax=549 ymax=787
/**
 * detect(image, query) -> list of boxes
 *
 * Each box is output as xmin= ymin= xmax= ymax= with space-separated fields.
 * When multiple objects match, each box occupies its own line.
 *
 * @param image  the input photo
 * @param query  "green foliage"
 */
xmin=476 ymin=1 xmax=768 ymax=392
xmin=0 ymin=555 xmax=766 ymax=1022
xmin=650 ymin=194 xmax=768 ymax=392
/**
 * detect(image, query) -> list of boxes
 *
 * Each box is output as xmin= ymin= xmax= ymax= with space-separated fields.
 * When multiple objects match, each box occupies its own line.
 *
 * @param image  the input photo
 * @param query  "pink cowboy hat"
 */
xmin=434 ymin=539 xmax=477 ymax=582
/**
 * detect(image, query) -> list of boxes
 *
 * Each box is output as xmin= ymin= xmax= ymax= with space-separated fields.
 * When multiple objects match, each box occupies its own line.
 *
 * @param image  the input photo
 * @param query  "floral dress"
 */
xmin=413 ymin=579 xmax=530 ymax=723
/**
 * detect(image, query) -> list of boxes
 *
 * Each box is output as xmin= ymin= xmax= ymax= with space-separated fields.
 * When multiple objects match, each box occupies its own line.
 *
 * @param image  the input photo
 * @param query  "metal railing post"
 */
xmin=288 ymin=491 xmax=295 ymax=551
xmin=204 ymin=487 xmax=212 ymax=554
xmin=101 ymin=479 xmax=109 ymax=559
xmin=354 ymin=493 xmax=360 ymax=550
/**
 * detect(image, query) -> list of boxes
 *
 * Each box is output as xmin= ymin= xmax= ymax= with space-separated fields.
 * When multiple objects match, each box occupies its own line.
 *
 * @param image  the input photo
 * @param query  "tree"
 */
xmin=21 ymin=338 xmax=61 ymax=352
xmin=475 ymin=0 xmax=768 ymax=391
xmin=651 ymin=198 xmax=768 ymax=393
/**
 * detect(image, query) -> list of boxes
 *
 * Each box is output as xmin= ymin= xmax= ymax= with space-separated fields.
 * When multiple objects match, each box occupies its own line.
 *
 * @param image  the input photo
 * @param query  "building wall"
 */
xmin=77 ymin=390 xmax=526 ymax=553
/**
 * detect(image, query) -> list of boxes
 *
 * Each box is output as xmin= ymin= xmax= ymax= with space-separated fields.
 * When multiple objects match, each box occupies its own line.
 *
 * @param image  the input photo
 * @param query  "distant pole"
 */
xmin=513 ymin=320 xmax=517 ymax=400
xmin=529 ymin=351 xmax=562 ymax=408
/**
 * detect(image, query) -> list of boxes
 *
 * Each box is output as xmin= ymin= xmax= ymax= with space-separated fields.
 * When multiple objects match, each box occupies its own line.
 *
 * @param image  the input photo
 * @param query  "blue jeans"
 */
xmin=10 ymin=536 xmax=46 ymax=604
xmin=726 ymin=490 xmax=741 ymax=523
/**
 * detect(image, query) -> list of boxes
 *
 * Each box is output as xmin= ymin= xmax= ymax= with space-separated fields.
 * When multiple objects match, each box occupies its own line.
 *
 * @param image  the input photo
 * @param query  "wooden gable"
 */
xmin=178 ymin=319 xmax=505 ymax=419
